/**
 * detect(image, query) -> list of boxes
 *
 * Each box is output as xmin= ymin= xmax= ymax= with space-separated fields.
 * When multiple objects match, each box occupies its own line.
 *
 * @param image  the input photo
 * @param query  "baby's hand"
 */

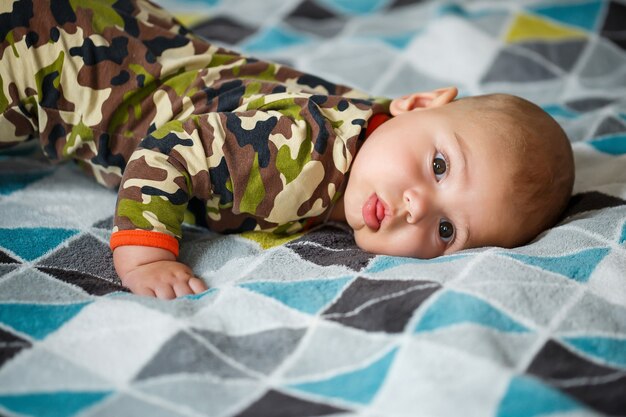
xmin=120 ymin=260 xmax=207 ymax=299
xmin=113 ymin=245 xmax=207 ymax=299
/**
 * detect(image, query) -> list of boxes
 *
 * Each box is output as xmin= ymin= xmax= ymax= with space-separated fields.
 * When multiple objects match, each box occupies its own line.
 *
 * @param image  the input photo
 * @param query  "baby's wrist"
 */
xmin=113 ymin=245 xmax=177 ymax=279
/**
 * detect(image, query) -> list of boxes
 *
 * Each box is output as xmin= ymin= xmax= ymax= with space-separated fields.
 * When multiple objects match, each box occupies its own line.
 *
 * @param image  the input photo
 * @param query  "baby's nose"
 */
xmin=403 ymin=189 xmax=429 ymax=224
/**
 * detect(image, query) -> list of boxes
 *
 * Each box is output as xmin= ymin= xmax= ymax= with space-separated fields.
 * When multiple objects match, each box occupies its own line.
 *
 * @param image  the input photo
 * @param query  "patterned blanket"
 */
xmin=1 ymin=0 xmax=625 ymax=416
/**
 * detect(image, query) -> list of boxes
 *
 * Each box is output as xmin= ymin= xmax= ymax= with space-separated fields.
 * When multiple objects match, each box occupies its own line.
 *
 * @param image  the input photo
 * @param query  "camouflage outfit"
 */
xmin=0 ymin=0 xmax=391 ymax=256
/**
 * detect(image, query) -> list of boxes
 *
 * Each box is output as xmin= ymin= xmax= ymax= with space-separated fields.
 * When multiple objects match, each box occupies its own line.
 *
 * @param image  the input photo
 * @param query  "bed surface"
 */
xmin=1 ymin=0 xmax=625 ymax=416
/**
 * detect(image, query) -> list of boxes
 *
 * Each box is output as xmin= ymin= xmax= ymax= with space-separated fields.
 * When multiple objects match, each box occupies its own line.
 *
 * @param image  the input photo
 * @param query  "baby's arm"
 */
xmin=110 ymin=117 xmax=218 ymax=298
xmin=113 ymin=245 xmax=206 ymax=299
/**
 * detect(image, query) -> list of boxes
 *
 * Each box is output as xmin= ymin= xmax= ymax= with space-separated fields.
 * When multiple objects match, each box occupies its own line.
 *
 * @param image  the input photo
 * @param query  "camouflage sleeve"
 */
xmin=109 ymin=116 xmax=209 ymax=256
xmin=109 ymin=92 xmax=388 ymax=256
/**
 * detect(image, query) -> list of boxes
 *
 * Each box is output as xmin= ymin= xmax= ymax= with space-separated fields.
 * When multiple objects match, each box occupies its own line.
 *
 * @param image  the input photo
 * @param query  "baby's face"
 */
xmin=342 ymin=102 xmax=520 ymax=258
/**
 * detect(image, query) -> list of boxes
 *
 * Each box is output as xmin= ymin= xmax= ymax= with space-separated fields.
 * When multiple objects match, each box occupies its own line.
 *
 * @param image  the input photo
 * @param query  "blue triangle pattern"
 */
xmin=496 ymin=375 xmax=585 ymax=417
xmin=530 ymin=0 xmax=604 ymax=32
xmin=542 ymin=104 xmax=579 ymax=119
xmin=243 ymin=26 xmax=311 ymax=52
xmin=241 ymin=277 xmax=351 ymax=314
xmin=0 ymin=227 xmax=80 ymax=261
xmin=620 ymin=221 xmax=626 ymax=245
xmin=380 ymin=32 xmax=417 ymax=49
xmin=0 ymin=171 xmax=50 ymax=195
xmin=414 ymin=290 xmax=528 ymax=333
xmin=366 ymin=254 xmax=466 ymax=273
xmin=0 ymin=391 xmax=111 ymax=417
xmin=563 ymin=336 xmax=626 ymax=368
xmin=588 ymin=134 xmax=626 ymax=155
xmin=182 ymin=287 xmax=218 ymax=300
xmin=437 ymin=4 xmax=470 ymax=17
xmin=0 ymin=302 xmax=90 ymax=340
xmin=506 ymin=247 xmax=610 ymax=283
xmin=289 ymin=347 xmax=397 ymax=404
xmin=318 ymin=0 xmax=388 ymax=15
xmin=436 ymin=3 xmax=494 ymax=19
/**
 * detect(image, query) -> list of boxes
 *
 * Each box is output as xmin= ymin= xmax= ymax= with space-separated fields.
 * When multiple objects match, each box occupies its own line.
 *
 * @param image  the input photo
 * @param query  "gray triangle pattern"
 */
xmin=482 ymin=48 xmax=559 ymax=83
xmin=566 ymin=97 xmax=615 ymax=112
xmin=36 ymin=234 xmax=118 ymax=283
xmin=192 ymin=327 xmax=307 ymax=374
xmin=0 ymin=328 xmax=30 ymax=368
xmin=517 ymin=39 xmax=587 ymax=71
xmin=0 ymin=267 xmax=91 ymax=302
xmin=388 ymin=0 xmax=427 ymax=9
xmin=580 ymin=39 xmax=626 ymax=79
xmin=322 ymin=278 xmax=441 ymax=333
xmin=134 ymin=331 xmax=250 ymax=381
xmin=593 ymin=116 xmax=626 ymax=137
xmin=0 ymin=264 xmax=18 ymax=275
xmin=285 ymin=0 xmax=346 ymax=38
xmin=191 ymin=16 xmax=258 ymax=45
xmin=527 ymin=339 xmax=626 ymax=416
xmin=556 ymin=291 xmax=626 ymax=336
xmin=235 ymin=389 xmax=348 ymax=417
xmin=284 ymin=16 xmax=346 ymax=38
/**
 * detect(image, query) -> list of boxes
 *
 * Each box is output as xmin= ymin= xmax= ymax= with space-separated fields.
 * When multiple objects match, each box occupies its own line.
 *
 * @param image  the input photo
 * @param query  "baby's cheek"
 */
xmin=388 ymin=233 xmax=441 ymax=259
xmin=353 ymin=231 xmax=400 ymax=257
xmin=353 ymin=231 xmax=368 ymax=251
xmin=353 ymin=230 xmax=380 ymax=254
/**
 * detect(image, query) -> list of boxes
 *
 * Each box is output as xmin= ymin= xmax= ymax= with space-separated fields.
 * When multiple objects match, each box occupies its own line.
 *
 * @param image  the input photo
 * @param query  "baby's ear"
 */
xmin=389 ymin=87 xmax=458 ymax=116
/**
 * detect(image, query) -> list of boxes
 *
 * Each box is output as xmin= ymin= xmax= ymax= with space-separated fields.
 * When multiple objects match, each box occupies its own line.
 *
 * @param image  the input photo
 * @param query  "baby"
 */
xmin=0 ymin=0 xmax=574 ymax=299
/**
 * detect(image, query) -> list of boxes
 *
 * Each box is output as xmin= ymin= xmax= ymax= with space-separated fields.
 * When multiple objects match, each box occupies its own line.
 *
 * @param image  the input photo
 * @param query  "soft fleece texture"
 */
xmin=0 ymin=0 xmax=625 ymax=416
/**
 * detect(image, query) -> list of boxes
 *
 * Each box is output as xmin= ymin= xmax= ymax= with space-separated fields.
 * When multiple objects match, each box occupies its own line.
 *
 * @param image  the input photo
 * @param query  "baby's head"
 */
xmin=337 ymin=87 xmax=574 ymax=258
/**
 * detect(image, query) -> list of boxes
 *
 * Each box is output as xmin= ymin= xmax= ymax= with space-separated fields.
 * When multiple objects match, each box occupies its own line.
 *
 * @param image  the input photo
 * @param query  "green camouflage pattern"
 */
xmin=0 ymin=0 xmax=390 ymax=241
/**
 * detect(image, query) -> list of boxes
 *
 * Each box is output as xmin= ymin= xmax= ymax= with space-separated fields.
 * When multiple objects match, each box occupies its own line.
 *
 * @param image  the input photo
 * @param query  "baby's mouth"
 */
xmin=362 ymin=193 xmax=387 ymax=230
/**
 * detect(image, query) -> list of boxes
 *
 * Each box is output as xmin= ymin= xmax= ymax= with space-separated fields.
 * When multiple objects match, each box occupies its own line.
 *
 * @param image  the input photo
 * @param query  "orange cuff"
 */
xmin=110 ymin=230 xmax=179 ymax=257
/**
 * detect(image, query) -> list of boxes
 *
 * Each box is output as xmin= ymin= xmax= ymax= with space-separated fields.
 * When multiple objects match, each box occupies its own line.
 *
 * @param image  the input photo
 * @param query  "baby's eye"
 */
xmin=439 ymin=219 xmax=454 ymax=243
xmin=433 ymin=152 xmax=447 ymax=181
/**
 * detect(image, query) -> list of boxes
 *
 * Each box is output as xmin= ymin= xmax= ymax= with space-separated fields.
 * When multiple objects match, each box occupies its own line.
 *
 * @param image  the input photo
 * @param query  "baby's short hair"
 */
xmin=452 ymin=93 xmax=575 ymax=247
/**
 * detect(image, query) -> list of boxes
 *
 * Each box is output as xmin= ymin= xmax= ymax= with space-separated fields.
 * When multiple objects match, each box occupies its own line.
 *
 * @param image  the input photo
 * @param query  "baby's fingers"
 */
xmin=155 ymin=284 xmax=177 ymax=300
xmin=134 ymin=286 xmax=157 ymax=298
xmin=189 ymin=277 xmax=207 ymax=294
xmin=173 ymin=280 xmax=195 ymax=298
